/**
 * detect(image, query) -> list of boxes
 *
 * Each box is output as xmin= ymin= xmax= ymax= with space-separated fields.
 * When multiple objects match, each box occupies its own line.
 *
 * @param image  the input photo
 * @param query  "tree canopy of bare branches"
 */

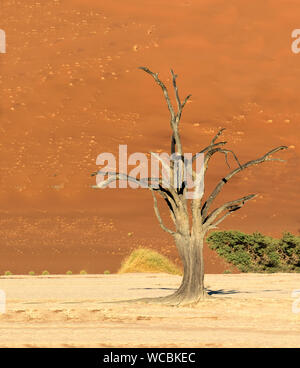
xmin=93 ymin=67 xmax=287 ymax=306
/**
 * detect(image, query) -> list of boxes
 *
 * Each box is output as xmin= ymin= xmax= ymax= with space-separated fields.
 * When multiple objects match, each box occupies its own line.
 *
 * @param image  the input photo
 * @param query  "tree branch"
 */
xmin=93 ymin=169 xmax=178 ymax=235
xmin=211 ymin=128 xmax=226 ymax=144
xmin=139 ymin=67 xmax=192 ymax=202
xmin=201 ymin=146 xmax=288 ymax=219
xmin=151 ymin=189 xmax=176 ymax=235
xmin=139 ymin=67 xmax=190 ymax=158
xmin=171 ymin=69 xmax=181 ymax=115
xmin=170 ymin=69 xmax=191 ymax=123
xmin=207 ymin=212 xmax=231 ymax=230
xmin=182 ymin=94 xmax=192 ymax=109
xmin=192 ymin=141 xmax=228 ymax=162
xmin=139 ymin=67 xmax=175 ymax=122
xmin=155 ymin=187 xmax=177 ymax=224
xmin=204 ymin=147 xmax=242 ymax=170
xmin=203 ymin=194 xmax=257 ymax=228
xmin=91 ymin=171 xmax=165 ymax=188
xmin=92 ymin=170 xmax=179 ymax=214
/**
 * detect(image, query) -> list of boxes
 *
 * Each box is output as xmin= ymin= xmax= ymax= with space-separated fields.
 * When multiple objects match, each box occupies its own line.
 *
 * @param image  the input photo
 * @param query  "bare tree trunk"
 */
xmin=170 ymin=234 xmax=208 ymax=304
xmin=135 ymin=233 xmax=208 ymax=306
xmin=121 ymin=234 xmax=209 ymax=306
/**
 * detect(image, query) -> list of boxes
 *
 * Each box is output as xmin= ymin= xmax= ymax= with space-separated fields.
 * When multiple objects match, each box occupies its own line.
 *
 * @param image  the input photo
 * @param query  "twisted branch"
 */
xmin=203 ymin=194 xmax=257 ymax=229
xmin=151 ymin=189 xmax=176 ymax=235
xmin=201 ymin=145 xmax=288 ymax=219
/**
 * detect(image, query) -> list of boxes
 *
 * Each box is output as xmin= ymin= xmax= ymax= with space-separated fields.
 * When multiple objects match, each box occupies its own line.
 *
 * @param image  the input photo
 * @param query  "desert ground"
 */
xmin=0 ymin=273 xmax=299 ymax=348
xmin=0 ymin=0 xmax=299 ymax=275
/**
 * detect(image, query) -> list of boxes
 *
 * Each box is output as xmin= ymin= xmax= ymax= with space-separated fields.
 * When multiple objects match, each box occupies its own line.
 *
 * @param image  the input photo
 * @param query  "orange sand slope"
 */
xmin=0 ymin=273 xmax=299 ymax=348
xmin=0 ymin=0 xmax=299 ymax=273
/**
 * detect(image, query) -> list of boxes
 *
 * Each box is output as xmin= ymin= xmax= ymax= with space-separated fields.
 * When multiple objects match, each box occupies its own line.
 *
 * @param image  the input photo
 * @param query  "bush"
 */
xmin=207 ymin=231 xmax=300 ymax=272
xmin=118 ymin=248 xmax=182 ymax=275
xmin=4 ymin=271 xmax=12 ymax=276
xmin=278 ymin=232 xmax=300 ymax=268
xmin=42 ymin=270 xmax=50 ymax=275
xmin=80 ymin=270 xmax=87 ymax=275
xmin=66 ymin=270 xmax=72 ymax=275
xmin=103 ymin=270 xmax=110 ymax=274
xmin=28 ymin=271 xmax=35 ymax=276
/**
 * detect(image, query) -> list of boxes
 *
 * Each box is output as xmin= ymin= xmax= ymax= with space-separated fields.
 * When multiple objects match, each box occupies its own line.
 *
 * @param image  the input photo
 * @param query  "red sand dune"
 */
xmin=0 ymin=0 xmax=299 ymax=274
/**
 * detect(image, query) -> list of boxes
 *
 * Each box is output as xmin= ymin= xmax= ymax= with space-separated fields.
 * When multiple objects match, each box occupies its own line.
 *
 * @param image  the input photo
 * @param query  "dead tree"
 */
xmin=93 ymin=67 xmax=287 ymax=306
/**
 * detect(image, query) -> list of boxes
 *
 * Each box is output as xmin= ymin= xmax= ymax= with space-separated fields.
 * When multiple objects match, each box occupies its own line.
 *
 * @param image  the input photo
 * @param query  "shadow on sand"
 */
xmin=129 ymin=287 xmax=282 ymax=296
xmin=130 ymin=287 xmax=241 ymax=295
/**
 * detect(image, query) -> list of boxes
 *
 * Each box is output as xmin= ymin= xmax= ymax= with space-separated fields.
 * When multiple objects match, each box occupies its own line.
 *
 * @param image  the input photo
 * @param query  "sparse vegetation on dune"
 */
xmin=207 ymin=231 xmax=300 ymax=273
xmin=118 ymin=248 xmax=182 ymax=275
xmin=1 ymin=270 xmax=101 ymax=276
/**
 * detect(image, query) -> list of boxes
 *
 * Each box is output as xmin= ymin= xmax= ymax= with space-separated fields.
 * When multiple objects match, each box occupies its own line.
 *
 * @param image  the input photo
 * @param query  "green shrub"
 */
xmin=42 ymin=270 xmax=50 ymax=275
xmin=118 ymin=248 xmax=182 ymax=275
xmin=4 ymin=271 xmax=12 ymax=276
xmin=207 ymin=231 xmax=300 ymax=273
xmin=278 ymin=232 xmax=300 ymax=268
xmin=103 ymin=270 xmax=110 ymax=274
xmin=80 ymin=270 xmax=87 ymax=275
xmin=28 ymin=271 xmax=35 ymax=276
xmin=66 ymin=270 xmax=72 ymax=275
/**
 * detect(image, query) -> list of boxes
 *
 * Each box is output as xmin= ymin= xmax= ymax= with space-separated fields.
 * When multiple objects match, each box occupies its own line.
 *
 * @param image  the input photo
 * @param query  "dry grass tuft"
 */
xmin=118 ymin=248 xmax=182 ymax=275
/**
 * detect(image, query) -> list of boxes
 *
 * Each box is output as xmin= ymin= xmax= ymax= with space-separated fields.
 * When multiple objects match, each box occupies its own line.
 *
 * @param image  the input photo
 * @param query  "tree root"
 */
xmin=101 ymin=289 xmax=211 ymax=307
